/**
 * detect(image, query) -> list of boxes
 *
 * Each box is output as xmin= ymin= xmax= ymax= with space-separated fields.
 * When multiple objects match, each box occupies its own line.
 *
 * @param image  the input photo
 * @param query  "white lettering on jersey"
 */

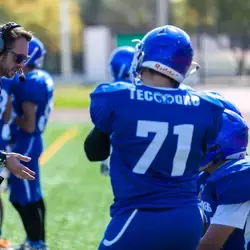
xmin=201 ymin=201 xmax=212 ymax=213
xmin=130 ymin=89 xmax=200 ymax=106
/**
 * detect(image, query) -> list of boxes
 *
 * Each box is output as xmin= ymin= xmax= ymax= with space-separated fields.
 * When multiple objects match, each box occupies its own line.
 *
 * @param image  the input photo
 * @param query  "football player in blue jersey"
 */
xmin=84 ymin=25 xmax=226 ymax=250
xmin=100 ymin=46 xmax=135 ymax=176
xmin=197 ymin=109 xmax=249 ymax=250
xmin=7 ymin=36 xmax=53 ymax=250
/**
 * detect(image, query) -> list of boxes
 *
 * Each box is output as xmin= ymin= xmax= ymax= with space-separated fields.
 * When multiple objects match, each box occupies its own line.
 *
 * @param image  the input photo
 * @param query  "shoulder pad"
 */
xmin=203 ymin=91 xmax=223 ymax=98
xmin=179 ymin=83 xmax=195 ymax=91
xmin=191 ymin=91 xmax=224 ymax=109
xmin=91 ymin=81 xmax=135 ymax=95
xmin=1 ymin=76 xmax=16 ymax=84
xmin=37 ymin=69 xmax=52 ymax=78
xmin=203 ymin=90 xmax=241 ymax=116
xmin=207 ymin=158 xmax=250 ymax=204
xmin=208 ymin=158 xmax=250 ymax=183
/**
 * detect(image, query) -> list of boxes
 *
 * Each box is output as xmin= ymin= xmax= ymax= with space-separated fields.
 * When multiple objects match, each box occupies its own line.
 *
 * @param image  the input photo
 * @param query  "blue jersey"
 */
xmin=0 ymin=77 xmax=13 ymax=148
xmin=179 ymin=83 xmax=195 ymax=91
xmin=11 ymin=69 xmax=54 ymax=136
xmin=203 ymin=91 xmax=242 ymax=116
xmin=90 ymin=82 xmax=224 ymax=216
xmin=113 ymin=77 xmax=132 ymax=83
xmin=200 ymin=158 xmax=250 ymax=250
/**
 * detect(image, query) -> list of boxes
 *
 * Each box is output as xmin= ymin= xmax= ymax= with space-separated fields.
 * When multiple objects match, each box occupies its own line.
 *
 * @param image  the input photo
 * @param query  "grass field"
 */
xmin=1 ymin=122 xmax=112 ymax=250
xmin=54 ymin=85 xmax=95 ymax=109
xmin=1 ymin=120 xmax=249 ymax=250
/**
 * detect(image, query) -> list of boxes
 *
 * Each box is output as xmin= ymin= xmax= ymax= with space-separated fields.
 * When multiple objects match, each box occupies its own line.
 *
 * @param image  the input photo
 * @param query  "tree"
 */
xmin=0 ymin=0 xmax=83 ymax=53
xmin=216 ymin=0 xmax=250 ymax=75
xmin=186 ymin=0 xmax=250 ymax=75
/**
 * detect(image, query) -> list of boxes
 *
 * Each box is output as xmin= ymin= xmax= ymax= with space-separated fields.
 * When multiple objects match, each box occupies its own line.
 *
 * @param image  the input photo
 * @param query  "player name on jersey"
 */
xmin=130 ymin=88 xmax=200 ymax=106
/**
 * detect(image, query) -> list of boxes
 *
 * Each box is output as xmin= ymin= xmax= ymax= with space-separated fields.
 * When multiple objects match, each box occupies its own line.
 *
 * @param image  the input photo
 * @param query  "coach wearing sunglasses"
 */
xmin=0 ymin=22 xmax=35 ymax=181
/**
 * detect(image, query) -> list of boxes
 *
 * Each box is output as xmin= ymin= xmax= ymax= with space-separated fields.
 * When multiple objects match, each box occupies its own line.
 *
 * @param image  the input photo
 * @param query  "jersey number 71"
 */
xmin=133 ymin=120 xmax=194 ymax=176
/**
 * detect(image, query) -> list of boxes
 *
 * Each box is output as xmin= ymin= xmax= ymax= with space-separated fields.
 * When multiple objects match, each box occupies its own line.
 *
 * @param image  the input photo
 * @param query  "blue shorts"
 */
xmin=98 ymin=205 xmax=203 ymax=250
xmin=9 ymin=134 xmax=43 ymax=206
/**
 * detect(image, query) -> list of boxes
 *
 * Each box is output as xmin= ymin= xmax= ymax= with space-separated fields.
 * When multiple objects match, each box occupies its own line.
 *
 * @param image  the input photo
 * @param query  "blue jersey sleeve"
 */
xmin=90 ymin=82 xmax=132 ymax=134
xmin=204 ymin=91 xmax=242 ymax=117
xmin=90 ymin=84 xmax=114 ymax=134
xmin=216 ymin=169 xmax=250 ymax=205
xmin=204 ymin=104 xmax=224 ymax=147
xmin=20 ymin=82 xmax=45 ymax=104
xmin=191 ymin=90 xmax=224 ymax=147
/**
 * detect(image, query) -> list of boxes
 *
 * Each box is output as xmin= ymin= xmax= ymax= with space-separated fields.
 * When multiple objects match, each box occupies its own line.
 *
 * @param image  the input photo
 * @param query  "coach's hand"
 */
xmin=6 ymin=153 xmax=35 ymax=180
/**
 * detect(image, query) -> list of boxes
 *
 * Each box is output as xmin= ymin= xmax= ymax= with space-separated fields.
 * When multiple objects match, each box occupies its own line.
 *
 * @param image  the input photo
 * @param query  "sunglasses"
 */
xmin=5 ymin=49 xmax=30 ymax=64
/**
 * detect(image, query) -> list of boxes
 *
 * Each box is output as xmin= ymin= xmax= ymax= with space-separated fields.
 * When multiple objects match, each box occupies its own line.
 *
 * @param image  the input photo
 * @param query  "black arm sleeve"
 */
xmin=84 ymin=127 xmax=110 ymax=162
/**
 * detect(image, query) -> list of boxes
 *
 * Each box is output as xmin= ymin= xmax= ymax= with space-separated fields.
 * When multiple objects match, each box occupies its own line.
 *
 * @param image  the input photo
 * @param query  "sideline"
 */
xmin=40 ymin=128 xmax=80 ymax=166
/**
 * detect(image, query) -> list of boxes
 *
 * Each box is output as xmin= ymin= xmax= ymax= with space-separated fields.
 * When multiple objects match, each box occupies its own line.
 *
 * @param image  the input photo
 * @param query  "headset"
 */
xmin=0 ymin=22 xmax=26 ymax=81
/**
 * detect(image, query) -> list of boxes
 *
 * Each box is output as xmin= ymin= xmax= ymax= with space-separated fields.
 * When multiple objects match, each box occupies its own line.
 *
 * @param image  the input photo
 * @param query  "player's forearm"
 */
xmin=197 ymin=224 xmax=235 ymax=250
xmin=14 ymin=116 xmax=35 ymax=133
xmin=84 ymin=127 xmax=110 ymax=161
xmin=196 ymin=240 xmax=221 ymax=250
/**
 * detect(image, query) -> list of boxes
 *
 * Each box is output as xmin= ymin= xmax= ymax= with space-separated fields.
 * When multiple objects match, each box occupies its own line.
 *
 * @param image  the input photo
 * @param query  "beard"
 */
xmin=0 ymin=55 xmax=19 ymax=78
xmin=6 ymin=69 xmax=17 ymax=78
xmin=0 ymin=66 xmax=19 ymax=79
xmin=0 ymin=57 xmax=6 ymax=78
xmin=0 ymin=60 xmax=10 ymax=78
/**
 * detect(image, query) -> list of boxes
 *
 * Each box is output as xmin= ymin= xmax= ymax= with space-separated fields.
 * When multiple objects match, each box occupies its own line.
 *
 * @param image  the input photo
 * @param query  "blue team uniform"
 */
xmin=0 ymin=78 xmax=13 ymax=150
xmin=8 ymin=69 xmax=54 ymax=206
xmin=204 ymin=91 xmax=242 ymax=116
xmin=100 ymin=46 xmax=135 ymax=176
xmin=90 ymin=82 xmax=224 ymax=250
xmin=200 ymin=157 xmax=250 ymax=250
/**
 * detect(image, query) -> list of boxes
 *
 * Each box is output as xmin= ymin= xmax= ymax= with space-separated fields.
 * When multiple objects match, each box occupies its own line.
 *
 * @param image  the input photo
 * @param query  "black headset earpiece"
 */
xmin=0 ymin=22 xmax=21 ymax=53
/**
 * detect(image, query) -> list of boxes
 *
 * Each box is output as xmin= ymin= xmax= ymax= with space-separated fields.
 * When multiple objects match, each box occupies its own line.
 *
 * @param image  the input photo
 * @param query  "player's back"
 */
xmin=12 ymin=69 xmax=54 ymax=136
xmin=90 ymin=82 xmax=224 ymax=216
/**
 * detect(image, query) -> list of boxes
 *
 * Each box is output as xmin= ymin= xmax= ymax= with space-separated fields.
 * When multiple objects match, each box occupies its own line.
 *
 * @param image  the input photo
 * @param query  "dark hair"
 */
xmin=1 ymin=24 xmax=32 ymax=49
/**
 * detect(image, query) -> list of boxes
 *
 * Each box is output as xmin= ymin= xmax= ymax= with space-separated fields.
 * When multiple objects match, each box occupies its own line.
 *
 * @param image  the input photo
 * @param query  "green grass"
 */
xmin=1 ymin=122 xmax=250 ymax=249
xmin=54 ymin=85 xmax=95 ymax=109
xmin=1 ymin=122 xmax=112 ymax=250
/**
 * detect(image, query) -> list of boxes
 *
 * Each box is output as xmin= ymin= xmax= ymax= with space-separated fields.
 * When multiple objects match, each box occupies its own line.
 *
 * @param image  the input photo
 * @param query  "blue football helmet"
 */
xmin=109 ymin=46 xmax=135 ymax=81
xmin=26 ymin=36 xmax=46 ymax=68
xmin=201 ymin=109 xmax=248 ymax=167
xmin=131 ymin=25 xmax=198 ymax=85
